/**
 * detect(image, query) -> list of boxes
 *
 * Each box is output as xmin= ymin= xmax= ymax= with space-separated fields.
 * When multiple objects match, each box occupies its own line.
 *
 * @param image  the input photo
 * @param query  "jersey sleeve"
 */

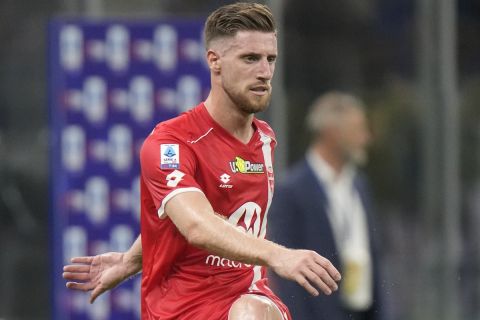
xmin=140 ymin=131 xmax=203 ymax=218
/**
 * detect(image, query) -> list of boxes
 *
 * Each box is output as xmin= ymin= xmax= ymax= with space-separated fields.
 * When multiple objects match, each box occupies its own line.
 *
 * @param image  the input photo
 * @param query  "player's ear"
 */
xmin=207 ymin=50 xmax=221 ymax=73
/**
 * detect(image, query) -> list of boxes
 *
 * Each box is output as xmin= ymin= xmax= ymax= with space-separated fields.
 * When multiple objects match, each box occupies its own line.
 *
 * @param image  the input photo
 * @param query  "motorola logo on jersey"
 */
xmin=229 ymin=156 xmax=264 ymax=174
xmin=228 ymin=202 xmax=263 ymax=238
xmin=205 ymin=202 xmax=265 ymax=268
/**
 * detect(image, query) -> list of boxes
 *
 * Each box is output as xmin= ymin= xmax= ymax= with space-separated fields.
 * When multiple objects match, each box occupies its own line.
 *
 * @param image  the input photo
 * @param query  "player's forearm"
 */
xmin=123 ymin=235 xmax=143 ymax=277
xmin=185 ymin=210 xmax=286 ymax=267
xmin=167 ymin=191 xmax=287 ymax=267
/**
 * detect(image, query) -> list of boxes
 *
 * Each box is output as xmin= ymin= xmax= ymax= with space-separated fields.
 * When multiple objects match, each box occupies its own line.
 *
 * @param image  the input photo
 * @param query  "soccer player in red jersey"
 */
xmin=63 ymin=3 xmax=341 ymax=319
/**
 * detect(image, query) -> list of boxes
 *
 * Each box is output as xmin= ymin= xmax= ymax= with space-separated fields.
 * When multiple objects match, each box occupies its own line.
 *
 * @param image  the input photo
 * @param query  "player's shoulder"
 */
xmin=147 ymin=104 xmax=207 ymax=144
xmin=140 ymin=106 xmax=203 ymax=164
xmin=254 ymin=118 xmax=276 ymax=142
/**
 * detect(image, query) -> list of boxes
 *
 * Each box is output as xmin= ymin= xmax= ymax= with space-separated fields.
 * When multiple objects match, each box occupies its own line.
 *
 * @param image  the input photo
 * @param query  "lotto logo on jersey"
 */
xmin=160 ymin=144 xmax=180 ymax=169
xmin=229 ymin=156 xmax=264 ymax=174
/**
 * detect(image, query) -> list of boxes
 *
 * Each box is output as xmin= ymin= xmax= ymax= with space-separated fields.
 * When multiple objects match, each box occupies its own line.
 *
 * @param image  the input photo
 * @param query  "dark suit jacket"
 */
xmin=268 ymin=158 xmax=388 ymax=320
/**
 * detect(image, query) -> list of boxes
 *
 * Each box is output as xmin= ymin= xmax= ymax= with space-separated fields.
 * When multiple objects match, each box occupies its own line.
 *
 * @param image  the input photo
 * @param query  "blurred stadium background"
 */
xmin=0 ymin=0 xmax=479 ymax=319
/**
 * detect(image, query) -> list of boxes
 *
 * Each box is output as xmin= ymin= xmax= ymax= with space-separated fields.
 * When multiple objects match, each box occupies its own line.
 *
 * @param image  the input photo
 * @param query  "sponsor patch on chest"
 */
xmin=229 ymin=156 xmax=264 ymax=174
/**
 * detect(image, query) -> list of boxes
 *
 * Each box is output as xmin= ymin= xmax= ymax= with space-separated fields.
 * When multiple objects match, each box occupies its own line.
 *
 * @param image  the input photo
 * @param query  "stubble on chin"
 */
xmin=223 ymin=82 xmax=272 ymax=114
xmin=238 ymin=93 xmax=272 ymax=114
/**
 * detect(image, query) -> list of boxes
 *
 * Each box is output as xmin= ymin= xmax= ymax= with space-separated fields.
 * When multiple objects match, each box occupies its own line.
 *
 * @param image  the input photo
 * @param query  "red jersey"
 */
xmin=139 ymin=103 xmax=290 ymax=320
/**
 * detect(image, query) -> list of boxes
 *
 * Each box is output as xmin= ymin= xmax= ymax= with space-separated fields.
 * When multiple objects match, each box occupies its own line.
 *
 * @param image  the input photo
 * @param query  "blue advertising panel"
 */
xmin=49 ymin=18 xmax=210 ymax=320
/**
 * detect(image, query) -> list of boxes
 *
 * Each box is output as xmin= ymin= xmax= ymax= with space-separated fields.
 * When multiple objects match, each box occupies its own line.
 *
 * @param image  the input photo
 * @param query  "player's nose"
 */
xmin=256 ymin=59 xmax=274 ymax=80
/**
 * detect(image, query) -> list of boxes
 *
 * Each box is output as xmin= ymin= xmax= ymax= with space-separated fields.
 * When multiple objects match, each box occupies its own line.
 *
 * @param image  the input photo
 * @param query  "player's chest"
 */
xmin=194 ymin=144 xmax=269 ymax=192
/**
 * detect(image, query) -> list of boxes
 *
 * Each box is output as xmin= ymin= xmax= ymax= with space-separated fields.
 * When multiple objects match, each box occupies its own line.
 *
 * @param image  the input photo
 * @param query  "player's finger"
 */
xmin=71 ymin=256 xmax=95 ymax=264
xmin=65 ymin=281 xmax=95 ymax=291
xmin=90 ymin=286 xmax=107 ymax=304
xmin=314 ymin=255 xmax=341 ymax=281
xmin=63 ymin=265 xmax=91 ymax=273
xmin=309 ymin=263 xmax=338 ymax=292
xmin=295 ymin=274 xmax=319 ymax=297
xmin=63 ymin=272 xmax=92 ymax=281
xmin=302 ymin=268 xmax=333 ymax=295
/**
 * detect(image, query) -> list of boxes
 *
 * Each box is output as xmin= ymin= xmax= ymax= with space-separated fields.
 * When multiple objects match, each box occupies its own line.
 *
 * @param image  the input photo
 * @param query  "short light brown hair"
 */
xmin=204 ymin=2 xmax=276 ymax=48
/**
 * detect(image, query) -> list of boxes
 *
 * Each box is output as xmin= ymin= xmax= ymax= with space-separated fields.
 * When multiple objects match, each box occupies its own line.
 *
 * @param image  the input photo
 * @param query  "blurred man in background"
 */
xmin=269 ymin=92 xmax=389 ymax=320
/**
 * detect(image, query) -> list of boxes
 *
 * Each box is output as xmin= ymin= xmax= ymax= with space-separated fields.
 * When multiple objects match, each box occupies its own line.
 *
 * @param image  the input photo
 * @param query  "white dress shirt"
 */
xmin=307 ymin=148 xmax=373 ymax=310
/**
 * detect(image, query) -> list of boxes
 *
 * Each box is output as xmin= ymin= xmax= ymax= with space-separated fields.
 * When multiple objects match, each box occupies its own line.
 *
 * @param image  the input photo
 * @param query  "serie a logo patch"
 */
xmin=160 ymin=144 xmax=180 ymax=169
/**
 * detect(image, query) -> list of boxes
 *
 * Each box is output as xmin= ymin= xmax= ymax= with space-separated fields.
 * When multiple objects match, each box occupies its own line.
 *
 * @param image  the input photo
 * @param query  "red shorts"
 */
xmin=142 ymin=278 xmax=292 ymax=320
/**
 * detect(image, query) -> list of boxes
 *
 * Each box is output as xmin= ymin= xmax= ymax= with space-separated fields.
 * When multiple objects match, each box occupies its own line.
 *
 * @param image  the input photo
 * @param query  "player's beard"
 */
xmin=224 ymin=84 xmax=272 ymax=114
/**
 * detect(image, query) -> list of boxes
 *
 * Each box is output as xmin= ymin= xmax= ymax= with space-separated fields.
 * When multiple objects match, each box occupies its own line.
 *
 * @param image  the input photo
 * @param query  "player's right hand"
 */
xmin=269 ymin=248 xmax=341 ymax=296
xmin=63 ymin=252 xmax=130 ymax=303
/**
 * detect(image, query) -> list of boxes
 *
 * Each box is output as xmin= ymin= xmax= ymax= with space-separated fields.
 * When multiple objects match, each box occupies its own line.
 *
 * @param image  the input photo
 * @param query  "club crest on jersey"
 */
xmin=160 ymin=144 xmax=180 ymax=169
xmin=229 ymin=156 xmax=264 ymax=174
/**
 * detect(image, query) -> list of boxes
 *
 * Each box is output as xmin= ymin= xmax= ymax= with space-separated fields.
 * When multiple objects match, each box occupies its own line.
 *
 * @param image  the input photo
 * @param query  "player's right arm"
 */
xmin=165 ymin=190 xmax=341 ymax=296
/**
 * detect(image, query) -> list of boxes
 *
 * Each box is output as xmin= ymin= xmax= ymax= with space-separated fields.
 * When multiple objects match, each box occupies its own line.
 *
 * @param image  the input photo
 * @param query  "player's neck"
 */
xmin=204 ymin=93 xmax=255 ymax=144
